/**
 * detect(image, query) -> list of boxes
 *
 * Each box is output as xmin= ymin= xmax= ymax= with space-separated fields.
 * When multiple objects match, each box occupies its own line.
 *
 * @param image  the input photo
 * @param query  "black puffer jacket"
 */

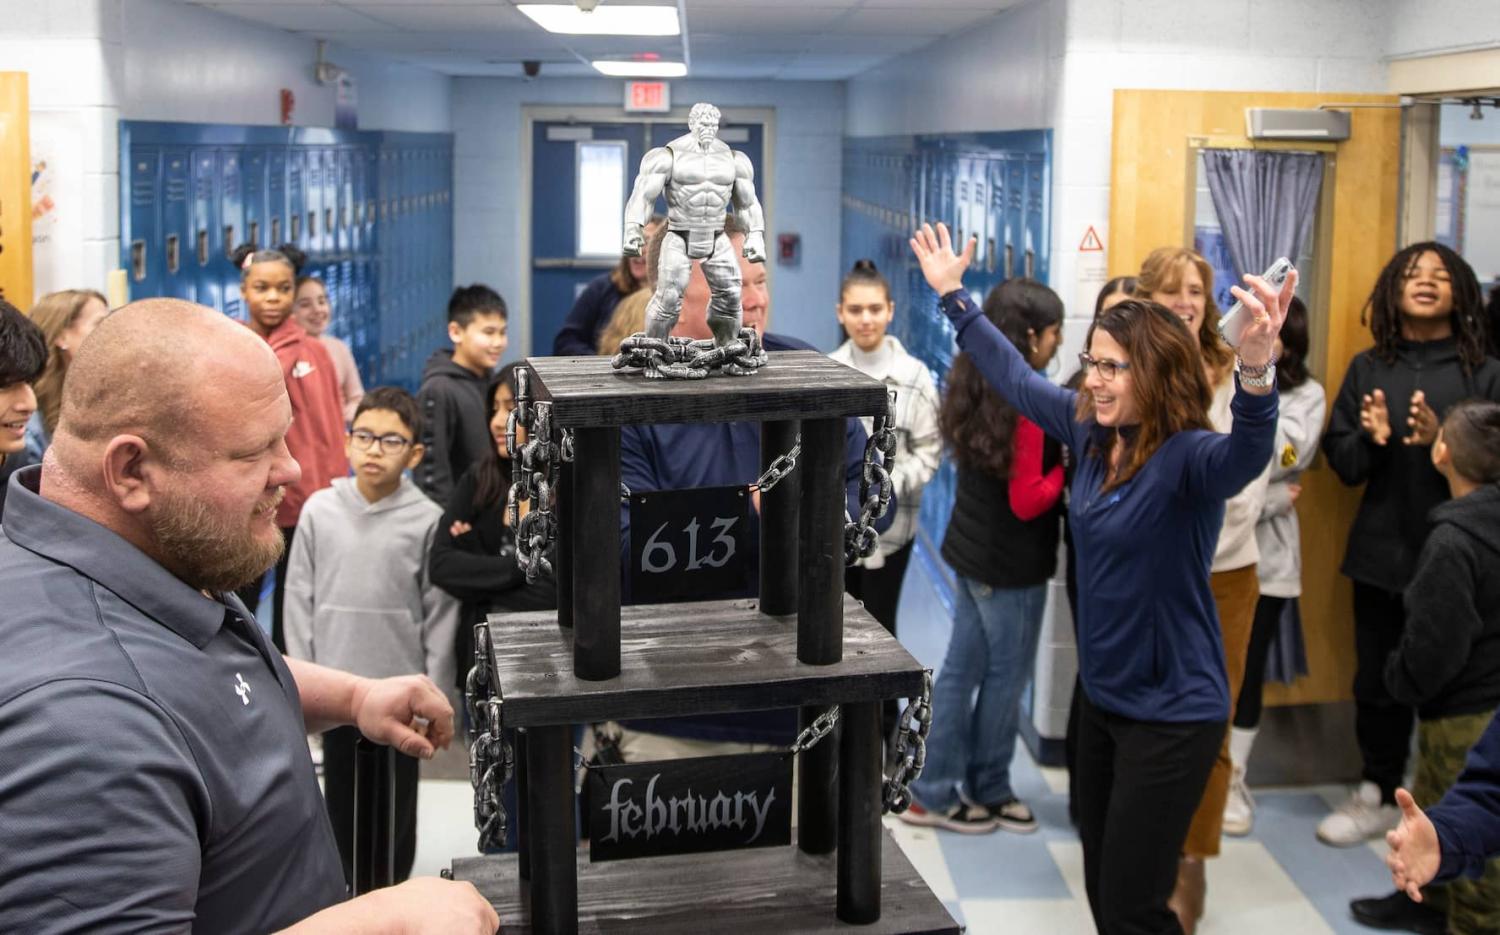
xmin=1322 ymin=339 xmax=1500 ymax=590
xmin=1385 ymin=483 xmax=1500 ymax=719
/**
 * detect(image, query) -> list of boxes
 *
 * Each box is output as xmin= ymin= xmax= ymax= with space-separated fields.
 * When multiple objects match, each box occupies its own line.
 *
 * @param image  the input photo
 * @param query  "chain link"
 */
xmin=752 ymin=437 xmax=801 ymax=494
xmin=611 ymin=328 xmax=770 ymax=380
xmin=844 ymin=391 xmax=899 ymax=565
xmin=883 ymin=668 xmax=934 ymax=814
xmin=788 ymin=705 xmax=841 ymax=754
xmin=505 ymin=367 xmax=560 ymax=581
xmin=466 ymin=622 xmax=514 ymax=851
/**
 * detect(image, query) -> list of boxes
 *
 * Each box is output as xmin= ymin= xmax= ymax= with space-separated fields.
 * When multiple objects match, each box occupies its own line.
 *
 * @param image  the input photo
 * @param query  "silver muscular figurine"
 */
xmin=623 ymin=102 xmax=767 ymax=356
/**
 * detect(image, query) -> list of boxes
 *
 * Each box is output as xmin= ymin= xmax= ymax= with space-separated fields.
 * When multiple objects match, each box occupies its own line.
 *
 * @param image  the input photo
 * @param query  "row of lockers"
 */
xmin=120 ymin=122 xmax=454 ymax=393
xmin=840 ymin=130 xmax=1054 ymax=572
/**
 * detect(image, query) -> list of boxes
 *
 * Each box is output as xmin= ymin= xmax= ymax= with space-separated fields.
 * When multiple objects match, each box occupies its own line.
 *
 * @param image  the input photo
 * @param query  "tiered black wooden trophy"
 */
xmin=455 ymin=351 xmax=960 ymax=934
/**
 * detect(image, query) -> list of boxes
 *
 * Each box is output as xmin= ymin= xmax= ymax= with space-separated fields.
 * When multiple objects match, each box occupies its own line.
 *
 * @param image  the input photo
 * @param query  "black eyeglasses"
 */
xmin=349 ymin=429 xmax=413 ymax=455
xmin=1077 ymin=352 xmax=1131 ymax=381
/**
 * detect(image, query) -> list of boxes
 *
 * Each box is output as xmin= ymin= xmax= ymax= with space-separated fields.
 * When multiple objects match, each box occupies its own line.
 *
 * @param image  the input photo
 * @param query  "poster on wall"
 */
xmin=29 ymin=110 xmax=85 ymax=298
xmin=0 ymin=73 xmax=33 ymax=307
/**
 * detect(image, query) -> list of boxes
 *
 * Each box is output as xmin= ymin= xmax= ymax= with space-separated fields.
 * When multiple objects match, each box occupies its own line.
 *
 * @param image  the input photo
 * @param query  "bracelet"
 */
xmin=1235 ymin=350 xmax=1279 ymax=378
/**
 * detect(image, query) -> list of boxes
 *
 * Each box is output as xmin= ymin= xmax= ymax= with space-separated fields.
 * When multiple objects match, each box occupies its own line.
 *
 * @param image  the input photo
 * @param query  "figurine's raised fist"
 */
xmin=742 ymin=231 xmax=767 ymax=264
xmin=623 ymin=225 xmax=645 ymax=257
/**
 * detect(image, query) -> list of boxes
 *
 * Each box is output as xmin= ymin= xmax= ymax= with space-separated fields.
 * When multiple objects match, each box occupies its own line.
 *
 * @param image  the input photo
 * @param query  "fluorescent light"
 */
xmin=518 ymin=4 xmax=680 ymax=36
xmin=592 ymin=60 xmax=687 ymax=77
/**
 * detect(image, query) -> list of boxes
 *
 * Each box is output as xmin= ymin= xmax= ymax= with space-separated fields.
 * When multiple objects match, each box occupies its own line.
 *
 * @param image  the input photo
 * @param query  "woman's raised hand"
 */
xmin=1231 ymin=268 xmax=1299 ymax=370
xmin=909 ymin=223 xmax=976 ymax=297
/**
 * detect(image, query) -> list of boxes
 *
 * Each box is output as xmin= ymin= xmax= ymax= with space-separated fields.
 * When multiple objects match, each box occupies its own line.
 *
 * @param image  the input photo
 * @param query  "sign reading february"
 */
xmin=0 ymin=73 xmax=33 ymax=307
xmin=628 ymin=485 xmax=748 ymax=603
xmin=587 ymin=752 xmax=793 ymax=862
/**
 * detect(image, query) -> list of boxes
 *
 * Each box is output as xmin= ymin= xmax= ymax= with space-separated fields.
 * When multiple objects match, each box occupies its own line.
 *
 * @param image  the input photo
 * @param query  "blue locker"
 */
xmin=219 ymin=149 xmax=244 ymax=319
xmin=125 ymin=148 xmax=163 ymax=301
xmin=267 ymin=149 xmax=287 ymax=248
xmin=1006 ymin=156 xmax=1026 ymax=282
xmin=1025 ymin=152 xmax=1049 ymax=284
xmin=321 ymin=147 xmax=338 ymax=261
xmin=287 ymin=149 xmax=305 ymax=250
xmin=191 ymin=148 xmax=220 ymax=312
xmin=162 ymin=149 xmax=193 ymax=301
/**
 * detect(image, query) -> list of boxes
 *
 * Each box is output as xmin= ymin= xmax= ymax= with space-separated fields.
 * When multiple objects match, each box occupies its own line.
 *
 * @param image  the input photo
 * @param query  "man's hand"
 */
xmin=350 ymin=675 xmax=455 ymax=760
xmin=909 ymin=222 xmax=974 ymax=297
xmin=622 ymin=224 xmax=645 ymax=257
xmin=1386 ymin=788 xmax=1441 ymax=902
xmin=742 ymin=231 xmax=767 ymax=264
xmin=280 ymin=877 xmax=499 ymax=934
xmin=1361 ymin=390 xmax=1392 ymax=446
xmin=1405 ymin=390 xmax=1440 ymax=446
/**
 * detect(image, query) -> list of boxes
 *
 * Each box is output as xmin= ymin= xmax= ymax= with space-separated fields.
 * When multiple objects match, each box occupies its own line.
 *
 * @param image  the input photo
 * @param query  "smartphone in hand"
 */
xmin=1218 ymin=257 xmax=1294 ymax=348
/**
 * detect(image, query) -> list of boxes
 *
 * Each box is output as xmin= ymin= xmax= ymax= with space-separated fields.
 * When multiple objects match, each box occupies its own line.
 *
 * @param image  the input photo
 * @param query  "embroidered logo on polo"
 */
xmin=234 ymin=672 xmax=252 ymax=706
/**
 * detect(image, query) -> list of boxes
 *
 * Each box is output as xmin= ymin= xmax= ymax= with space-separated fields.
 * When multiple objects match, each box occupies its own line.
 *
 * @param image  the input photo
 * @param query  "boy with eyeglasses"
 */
xmin=283 ymin=385 xmax=459 ymax=885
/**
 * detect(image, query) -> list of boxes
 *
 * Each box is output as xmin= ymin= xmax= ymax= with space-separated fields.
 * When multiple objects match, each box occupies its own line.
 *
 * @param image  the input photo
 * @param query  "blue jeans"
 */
xmin=912 ymin=575 xmax=1047 ymax=810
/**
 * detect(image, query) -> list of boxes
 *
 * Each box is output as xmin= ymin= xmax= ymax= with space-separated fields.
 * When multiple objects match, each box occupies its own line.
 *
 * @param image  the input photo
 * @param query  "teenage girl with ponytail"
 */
xmin=231 ymin=243 xmax=349 ymax=650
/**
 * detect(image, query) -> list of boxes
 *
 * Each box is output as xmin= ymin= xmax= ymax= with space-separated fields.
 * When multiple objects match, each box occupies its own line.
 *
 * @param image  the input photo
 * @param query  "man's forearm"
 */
xmin=285 ymin=656 xmax=371 ymax=735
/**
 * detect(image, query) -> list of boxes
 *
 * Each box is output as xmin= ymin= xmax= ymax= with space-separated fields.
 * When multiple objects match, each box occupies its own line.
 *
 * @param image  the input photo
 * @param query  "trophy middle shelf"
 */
xmin=483 ymin=594 xmax=926 ymax=728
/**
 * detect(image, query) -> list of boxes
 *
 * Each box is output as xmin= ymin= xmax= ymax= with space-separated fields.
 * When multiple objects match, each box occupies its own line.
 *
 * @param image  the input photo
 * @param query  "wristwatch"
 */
xmin=1235 ymin=356 xmax=1276 ymax=389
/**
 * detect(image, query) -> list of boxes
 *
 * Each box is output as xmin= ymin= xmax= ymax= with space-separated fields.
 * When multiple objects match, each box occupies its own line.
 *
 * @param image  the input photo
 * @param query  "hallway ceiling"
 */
xmin=173 ymin=0 xmax=1024 ymax=80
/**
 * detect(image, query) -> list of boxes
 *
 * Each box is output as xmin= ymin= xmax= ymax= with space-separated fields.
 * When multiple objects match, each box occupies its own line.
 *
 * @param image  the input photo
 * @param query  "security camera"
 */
xmin=523 ymin=60 xmax=541 ymax=79
xmin=575 ymin=0 xmax=601 ymax=11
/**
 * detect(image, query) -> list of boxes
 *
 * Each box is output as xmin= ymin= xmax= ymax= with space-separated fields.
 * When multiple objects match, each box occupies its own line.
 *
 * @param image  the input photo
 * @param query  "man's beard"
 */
xmin=149 ymin=488 xmax=285 ymax=593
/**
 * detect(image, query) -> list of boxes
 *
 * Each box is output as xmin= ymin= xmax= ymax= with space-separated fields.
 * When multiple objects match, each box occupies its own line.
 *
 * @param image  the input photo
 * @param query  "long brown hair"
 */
xmin=941 ymin=278 xmax=1064 ymax=478
xmin=1135 ymin=247 xmax=1233 ymax=381
xmin=28 ymin=289 xmax=107 ymax=436
xmin=1076 ymin=299 xmax=1214 ymax=491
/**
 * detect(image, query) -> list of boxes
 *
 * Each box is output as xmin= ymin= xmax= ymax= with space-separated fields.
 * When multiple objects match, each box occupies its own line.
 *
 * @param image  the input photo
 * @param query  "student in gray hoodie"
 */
xmin=284 ymin=386 xmax=460 ymax=885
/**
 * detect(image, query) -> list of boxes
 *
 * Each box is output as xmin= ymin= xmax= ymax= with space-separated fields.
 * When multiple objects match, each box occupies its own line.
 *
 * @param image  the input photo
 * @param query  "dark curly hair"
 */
xmin=940 ymin=278 xmax=1063 ymax=479
xmin=230 ymin=242 xmax=308 ymax=279
xmin=1363 ymin=242 xmax=1488 ymax=374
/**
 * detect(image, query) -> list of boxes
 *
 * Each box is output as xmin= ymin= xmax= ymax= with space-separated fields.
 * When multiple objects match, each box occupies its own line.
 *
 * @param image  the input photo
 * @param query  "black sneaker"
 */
xmin=985 ymin=798 xmax=1039 ymax=834
xmin=1349 ymin=891 xmax=1447 ymax=934
xmin=897 ymin=800 xmax=999 ymax=834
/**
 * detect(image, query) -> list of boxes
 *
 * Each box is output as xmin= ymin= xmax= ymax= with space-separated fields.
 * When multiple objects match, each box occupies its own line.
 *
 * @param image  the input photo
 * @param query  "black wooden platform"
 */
xmin=527 ymin=351 xmax=889 ymax=427
xmin=487 ymin=596 xmax=926 ymax=728
xmin=451 ymin=829 xmax=961 ymax=934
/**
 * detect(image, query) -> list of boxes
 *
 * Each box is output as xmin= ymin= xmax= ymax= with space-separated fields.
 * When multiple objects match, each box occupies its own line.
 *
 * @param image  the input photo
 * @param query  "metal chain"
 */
xmin=611 ymin=328 xmax=770 ymax=380
xmin=751 ymin=436 xmax=801 ymax=493
xmin=506 ymin=367 xmax=560 ymax=581
xmin=788 ymin=705 xmax=841 ymax=754
xmin=844 ymin=391 xmax=899 ymax=565
xmin=882 ymin=668 xmax=934 ymax=815
xmin=466 ymin=622 xmax=515 ymax=851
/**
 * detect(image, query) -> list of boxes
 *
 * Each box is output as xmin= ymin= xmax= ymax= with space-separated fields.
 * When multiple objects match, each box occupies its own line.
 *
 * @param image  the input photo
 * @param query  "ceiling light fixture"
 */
xmin=592 ymin=59 xmax=687 ymax=77
xmin=517 ymin=4 xmax=680 ymax=36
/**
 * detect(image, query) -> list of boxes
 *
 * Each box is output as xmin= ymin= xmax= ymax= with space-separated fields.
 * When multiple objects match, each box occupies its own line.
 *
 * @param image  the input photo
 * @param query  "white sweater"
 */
xmin=1209 ymin=376 xmax=1271 ymax=574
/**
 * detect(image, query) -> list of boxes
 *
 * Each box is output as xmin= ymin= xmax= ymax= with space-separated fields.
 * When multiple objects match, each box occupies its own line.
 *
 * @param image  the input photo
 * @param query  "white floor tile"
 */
xmin=959 ymin=897 xmax=1095 ymax=934
xmin=1198 ymin=840 xmax=1335 ymax=935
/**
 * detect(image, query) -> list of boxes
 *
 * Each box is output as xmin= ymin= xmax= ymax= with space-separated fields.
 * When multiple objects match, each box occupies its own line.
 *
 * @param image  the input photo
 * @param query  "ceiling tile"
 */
xmin=840 ymin=7 xmax=999 ymax=36
xmin=351 ymin=3 xmax=532 ymax=30
xmin=686 ymin=6 xmax=849 ymax=34
xmin=202 ymin=3 xmax=390 ymax=31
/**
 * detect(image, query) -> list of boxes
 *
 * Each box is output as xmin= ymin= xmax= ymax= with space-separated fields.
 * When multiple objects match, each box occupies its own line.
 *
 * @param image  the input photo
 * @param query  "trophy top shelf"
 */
xmin=485 ymin=595 xmax=926 ymax=728
xmin=524 ymin=351 xmax=889 ymax=428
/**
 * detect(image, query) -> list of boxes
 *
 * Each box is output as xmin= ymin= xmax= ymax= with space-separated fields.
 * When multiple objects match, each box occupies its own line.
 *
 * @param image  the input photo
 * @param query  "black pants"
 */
xmin=1352 ymin=581 xmax=1416 ymax=803
xmin=1075 ymin=693 xmax=1224 ymax=935
xmin=1233 ymin=595 xmax=1286 ymax=729
xmin=845 ymin=538 xmax=913 ymax=740
xmin=235 ymin=525 xmax=294 ymax=652
xmin=322 ymin=726 xmax=419 ymax=885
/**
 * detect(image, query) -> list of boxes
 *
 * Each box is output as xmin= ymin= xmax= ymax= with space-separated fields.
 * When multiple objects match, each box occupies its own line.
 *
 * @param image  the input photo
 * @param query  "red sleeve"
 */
xmin=1008 ymin=416 xmax=1064 ymax=521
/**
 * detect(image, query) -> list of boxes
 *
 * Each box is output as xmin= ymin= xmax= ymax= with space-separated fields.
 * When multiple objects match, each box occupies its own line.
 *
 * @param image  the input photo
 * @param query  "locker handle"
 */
xmin=248 ymin=221 xmax=260 ymax=248
xmin=224 ymin=225 xmax=235 ymax=258
xmin=1004 ymin=244 xmax=1014 ymax=280
xmin=308 ymin=211 xmax=317 ymax=239
xmin=272 ymin=217 xmax=283 ymax=245
xmin=291 ymin=214 xmax=301 ymax=242
xmin=166 ymin=235 xmax=181 ymax=274
xmin=1024 ymin=249 xmax=1035 ymax=280
xmin=197 ymin=230 xmax=209 ymax=267
xmin=326 ymin=207 xmax=334 ymax=235
xmin=131 ymin=241 xmax=147 ymax=282
xmin=987 ymin=237 xmax=997 ymax=275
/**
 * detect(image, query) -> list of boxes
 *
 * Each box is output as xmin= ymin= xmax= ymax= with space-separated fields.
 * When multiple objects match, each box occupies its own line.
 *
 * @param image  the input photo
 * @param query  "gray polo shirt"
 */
xmin=0 ymin=466 xmax=347 ymax=933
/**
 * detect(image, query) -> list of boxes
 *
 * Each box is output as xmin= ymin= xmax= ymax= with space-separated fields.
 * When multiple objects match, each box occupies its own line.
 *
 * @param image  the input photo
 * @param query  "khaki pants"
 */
xmin=1182 ymin=564 xmax=1259 ymax=859
xmin=1414 ymin=711 xmax=1500 ymax=935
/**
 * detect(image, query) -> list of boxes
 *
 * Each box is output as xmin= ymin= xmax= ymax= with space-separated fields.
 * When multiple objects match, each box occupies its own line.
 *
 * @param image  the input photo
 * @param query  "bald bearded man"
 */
xmin=0 ymin=300 xmax=497 ymax=935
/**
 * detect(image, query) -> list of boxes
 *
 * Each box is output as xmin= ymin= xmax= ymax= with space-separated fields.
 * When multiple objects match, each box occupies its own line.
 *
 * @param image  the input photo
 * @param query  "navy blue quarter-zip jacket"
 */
xmin=940 ymin=290 xmax=1277 ymax=722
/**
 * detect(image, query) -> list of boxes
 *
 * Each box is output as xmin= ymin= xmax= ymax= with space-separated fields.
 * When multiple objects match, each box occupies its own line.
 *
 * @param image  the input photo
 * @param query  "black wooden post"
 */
xmin=351 ymin=738 xmax=395 ymax=896
xmin=797 ymin=706 xmax=838 ymax=855
xmin=571 ymin=426 xmax=621 ymax=680
xmin=758 ymin=419 xmax=800 ymax=616
xmin=526 ymin=724 xmax=577 ymax=935
xmin=514 ymin=729 xmax=530 ymax=883
xmin=836 ymin=701 xmax=882 ymax=924
xmin=797 ymin=417 xmax=844 ymax=665
xmin=556 ymin=458 xmax=574 ymax=629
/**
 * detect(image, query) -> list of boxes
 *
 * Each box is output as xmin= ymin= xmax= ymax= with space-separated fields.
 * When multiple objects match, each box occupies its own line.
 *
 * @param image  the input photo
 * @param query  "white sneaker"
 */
xmin=1317 ymin=781 xmax=1398 ymax=847
xmin=1223 ymin=766 xmax=1254 ymax=836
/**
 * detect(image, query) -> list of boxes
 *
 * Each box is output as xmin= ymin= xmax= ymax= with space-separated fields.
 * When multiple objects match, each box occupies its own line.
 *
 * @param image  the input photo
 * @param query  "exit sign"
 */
xmin=625 ymin=81 xmax=671 ymax=114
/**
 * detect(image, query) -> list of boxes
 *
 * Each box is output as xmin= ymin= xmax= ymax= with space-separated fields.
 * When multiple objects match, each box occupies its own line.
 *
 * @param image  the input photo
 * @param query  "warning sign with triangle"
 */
xmin=1079 ymin=226 xmax=1105 ymax=252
